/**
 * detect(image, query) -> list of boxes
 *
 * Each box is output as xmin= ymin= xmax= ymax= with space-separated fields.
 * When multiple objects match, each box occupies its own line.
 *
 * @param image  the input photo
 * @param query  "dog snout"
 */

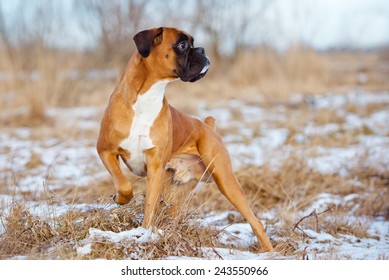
xmin=195 ymin=47 xmax=205 ymax=55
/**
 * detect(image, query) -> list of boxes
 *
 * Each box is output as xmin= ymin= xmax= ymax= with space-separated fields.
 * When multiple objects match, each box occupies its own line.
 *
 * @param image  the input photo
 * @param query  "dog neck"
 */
xmin=118 ymin=79 xmax=168 ymax=177
xmin=118 ymin=54 xmax=163 ymax=96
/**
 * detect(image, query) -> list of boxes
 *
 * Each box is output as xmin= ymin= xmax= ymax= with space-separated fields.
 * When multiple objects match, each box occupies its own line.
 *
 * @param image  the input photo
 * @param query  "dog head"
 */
xmin=133 ymin=27 xmax=210 ymax=82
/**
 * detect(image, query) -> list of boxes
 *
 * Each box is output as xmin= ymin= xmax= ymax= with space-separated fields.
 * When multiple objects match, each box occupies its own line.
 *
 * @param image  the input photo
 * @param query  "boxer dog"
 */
xmin=97 ymin=27 xmax=273 ymax=252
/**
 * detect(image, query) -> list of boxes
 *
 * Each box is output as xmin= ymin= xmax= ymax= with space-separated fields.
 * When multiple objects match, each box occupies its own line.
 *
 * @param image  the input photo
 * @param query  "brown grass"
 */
xmin=0 ymin=47 xmax=117 ymax=126
xmin=1 ymin=36 xmax=388 ymax=260
xmin=1 ymin=45 xmax=388 ymax=127
xmin=228 ymin=46 xmax=332 ymax=99
xmin=0 ymin=193 xmax=229 ymax=259
xmin=194 ymin=157 xmax=358 ymax=214
xmin=0 ymin=145 xmax=386 ymax=259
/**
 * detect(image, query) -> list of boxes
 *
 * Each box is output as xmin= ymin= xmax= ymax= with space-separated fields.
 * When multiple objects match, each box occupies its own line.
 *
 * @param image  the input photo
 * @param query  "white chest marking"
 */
xmin=119 ymin=81 xmax=168 ymax=175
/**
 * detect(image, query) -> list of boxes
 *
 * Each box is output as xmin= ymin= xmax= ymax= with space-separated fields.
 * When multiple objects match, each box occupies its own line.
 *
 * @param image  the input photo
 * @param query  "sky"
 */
xmin=1 ymin=0 xmax=388 ymax=51
xmin=263 ymin=0 xmax=389 ymax=50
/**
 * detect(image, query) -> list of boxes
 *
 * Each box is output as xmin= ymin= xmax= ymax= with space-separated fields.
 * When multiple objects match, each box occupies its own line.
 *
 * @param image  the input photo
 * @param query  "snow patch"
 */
xmin=218 ymin=223 xmax=257 ymax=248
xmin=88 ymin=227 xmax=163 ymax=244
xmin=77 ymin=243 xmax=92 ymax=256
xmin=303 ymin=193 xmax=343 ymax=216
xmin=304 ymin=229 xmax=335 ymax=242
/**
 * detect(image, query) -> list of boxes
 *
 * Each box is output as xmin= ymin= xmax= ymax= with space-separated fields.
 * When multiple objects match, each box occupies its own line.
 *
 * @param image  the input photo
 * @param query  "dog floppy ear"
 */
xmin=133 ymin=27 xmax=163 ymax=58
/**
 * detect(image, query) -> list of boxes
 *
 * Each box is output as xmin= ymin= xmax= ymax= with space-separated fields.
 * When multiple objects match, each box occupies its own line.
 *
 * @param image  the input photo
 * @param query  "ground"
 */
xmin=0 ymin=89 xmax=388 ymax=260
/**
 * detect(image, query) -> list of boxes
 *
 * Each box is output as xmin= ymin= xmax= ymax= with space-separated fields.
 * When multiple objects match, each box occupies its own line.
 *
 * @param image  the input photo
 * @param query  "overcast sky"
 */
xmin=1 ymin=0 xmax=388 ymax=50
xmin=269 ymin=0 xmax=389 ymax=49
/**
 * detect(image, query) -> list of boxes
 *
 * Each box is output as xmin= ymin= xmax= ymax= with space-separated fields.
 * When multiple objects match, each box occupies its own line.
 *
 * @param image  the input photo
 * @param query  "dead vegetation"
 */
xmin=0 ymin=193 xmax=227 ymax=259
xmin=1 ymin=147 xmax=386 ymax=260
xmin=1 ymin=75 xmax=388 ymax=259
xmin=1 ymin=42 xmax=388 ymax=127
xmin=2 ymin=73 xmax=388 ymax=259
xmin=1 ymin=1 xmax=388 ymax=261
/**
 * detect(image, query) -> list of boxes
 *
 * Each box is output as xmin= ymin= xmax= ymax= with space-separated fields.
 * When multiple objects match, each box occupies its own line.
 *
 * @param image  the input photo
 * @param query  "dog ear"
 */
xmin=133 ymin=27 xmax=163 ymax=58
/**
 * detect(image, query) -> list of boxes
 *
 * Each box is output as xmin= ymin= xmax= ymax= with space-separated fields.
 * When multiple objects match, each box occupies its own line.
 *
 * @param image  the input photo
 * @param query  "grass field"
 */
xmin=0 ymin=49 xmax=388 ymax=259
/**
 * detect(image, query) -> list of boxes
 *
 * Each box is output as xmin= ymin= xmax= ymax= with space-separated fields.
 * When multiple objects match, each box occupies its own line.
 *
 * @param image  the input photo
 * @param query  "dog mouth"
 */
xmin=188 ymin=70 xmax=207 ymax=82
xmin=200 ymin=61 xmax=210 ymax=74
xmin=182 ymin=60 xmax=210 ymax=83
xmin=189 ymin=74 xmax=204 ymax=82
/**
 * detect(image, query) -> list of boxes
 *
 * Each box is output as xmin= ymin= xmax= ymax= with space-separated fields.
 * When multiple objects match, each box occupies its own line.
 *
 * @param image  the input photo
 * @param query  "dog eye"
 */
xmin=178 ymin=41 xmax=188 ymax=50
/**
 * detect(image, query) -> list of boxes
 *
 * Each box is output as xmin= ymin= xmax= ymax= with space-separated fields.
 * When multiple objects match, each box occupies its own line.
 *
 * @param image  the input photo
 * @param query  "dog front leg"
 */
xmin=98 ymin=150 xmax=134 ymax=205
xmin=142 ymin=148 xmax=166 ymax=228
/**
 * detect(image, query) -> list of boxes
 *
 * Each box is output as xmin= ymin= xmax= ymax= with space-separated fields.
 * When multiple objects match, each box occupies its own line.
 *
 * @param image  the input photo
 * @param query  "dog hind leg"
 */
xmin=198 ymin=130 xmax=274 ymax=252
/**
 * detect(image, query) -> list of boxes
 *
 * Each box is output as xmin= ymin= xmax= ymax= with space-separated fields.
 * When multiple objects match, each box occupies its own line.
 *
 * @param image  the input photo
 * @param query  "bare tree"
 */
xmin=76 ymin=0 xmax=152 ymax=67
xmin=192 ymin=0 xmax=271 ymax=61
xmin=0 ymin=0 xmax=85 ymax=123
xmin=75 ymin=0 xmax=272 ymax=65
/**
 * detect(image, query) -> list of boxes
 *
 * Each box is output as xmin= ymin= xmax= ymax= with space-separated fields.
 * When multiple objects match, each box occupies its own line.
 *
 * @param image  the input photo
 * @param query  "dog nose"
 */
xmin=195 ymin=47 xmax=205 ymax=55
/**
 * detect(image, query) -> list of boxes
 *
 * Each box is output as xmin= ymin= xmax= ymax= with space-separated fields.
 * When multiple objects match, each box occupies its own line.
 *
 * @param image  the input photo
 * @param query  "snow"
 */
xmin=193 ymin=247 xmax=286 ymax=260
xmin=368 ymin=219 xmax=389 ymax=244
xmin=302 ymin=193 xmax=343 ymax=216
xmin=304 ymin=229 xmax=335 ymax=242
xmin=165 ymin=248 xmax=286 ymax=260
xmin=303 ymin=123 xmax=341 ymax=136
xmin=0 ymin=193 xmax=118 ymax=235
xmin=197 ymin=91 xmax=389 ymax=259
xmin=88 ymin=227 xmax=163 ymax=244
xmin=217 ymin=223 xmax=257 ymax=247
xmin=202 ymin=211 xmax=241 ymax=225
xmin=76 ymin=243 xmax=92 ymax=256
xmin=307 ymin=137 xmax=389 ymax=176
xmin=307 ymin=146 xmax=360 ymax=176
xmin=289 ymin=213 xmax=389 ymax=260
xmin=345 ymin=109 xmax=389 ymax=135
xmin=75 ymin=227 xmax=164 ymax=257
xmin=198 ymin=91 xmax=389 ymax=175
xmin=0 ymin=111 xmax=102 ymax=193
xmin=309 ymin=91 xmax=389 ymax=109
xmin=1 ymin=90 xmax=388 ymax=260
xmin=299 ymin=230 xmax=388 ymax=260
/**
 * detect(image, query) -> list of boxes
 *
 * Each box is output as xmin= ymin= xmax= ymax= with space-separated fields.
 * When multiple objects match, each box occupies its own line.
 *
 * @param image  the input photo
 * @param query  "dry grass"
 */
xmin=0 ymin=192 xmax=228 ymax=259
xmin=0 ymin=143 xmax=387 ymax=259
xmin=1 ymin=40 xmax=388 ymax=260
xmin=194 ymin=158 xmax=356 ymax=214
xmin=228 ymin=46 xmax=332 ymax=99
xmin=1 ymin=46 xmax=388 ymax=126
xmin=0 ymin=47 xmax=118 ymax=126
xmin=351 ymin=167 xmax=389 ymax=218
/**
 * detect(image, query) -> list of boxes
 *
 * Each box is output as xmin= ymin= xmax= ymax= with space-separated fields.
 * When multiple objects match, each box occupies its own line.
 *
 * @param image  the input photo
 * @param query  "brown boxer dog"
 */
xmin=97 ymin=27 xmax=273 ymax=252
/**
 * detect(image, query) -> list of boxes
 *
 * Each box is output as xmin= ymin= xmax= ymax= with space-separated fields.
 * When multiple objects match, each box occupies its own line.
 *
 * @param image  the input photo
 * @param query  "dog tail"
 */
xmin=204 ymin=116 xmax=216 ymax=130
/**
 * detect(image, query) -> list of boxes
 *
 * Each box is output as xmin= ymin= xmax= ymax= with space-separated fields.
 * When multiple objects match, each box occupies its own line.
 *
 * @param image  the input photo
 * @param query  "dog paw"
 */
xmin=112 ymin=192 xmax=134 ymax=205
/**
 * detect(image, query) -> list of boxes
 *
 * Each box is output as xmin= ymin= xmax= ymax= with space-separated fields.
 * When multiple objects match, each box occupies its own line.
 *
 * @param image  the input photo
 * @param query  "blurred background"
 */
xmin=1 ymin=1 xmax=389 ymax=260
xmin=0 ymin=0 xmax=389 ymax=124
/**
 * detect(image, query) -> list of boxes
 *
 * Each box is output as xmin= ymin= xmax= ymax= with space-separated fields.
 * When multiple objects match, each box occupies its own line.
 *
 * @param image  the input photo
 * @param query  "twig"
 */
xmin=211 ymin=244 xmax=224 ymax=260
xmin=293 ymin=206 xmax=334 ymax=233
xmin=293 ymin=210 xmax=316 ymax=232
xmin=195 ymin=231 xmax=204 ymax=258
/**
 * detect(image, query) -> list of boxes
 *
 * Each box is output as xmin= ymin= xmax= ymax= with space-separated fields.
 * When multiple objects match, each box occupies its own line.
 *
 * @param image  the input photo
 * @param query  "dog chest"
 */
xmin=119 ymin=81 xmax=167 ymax=175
